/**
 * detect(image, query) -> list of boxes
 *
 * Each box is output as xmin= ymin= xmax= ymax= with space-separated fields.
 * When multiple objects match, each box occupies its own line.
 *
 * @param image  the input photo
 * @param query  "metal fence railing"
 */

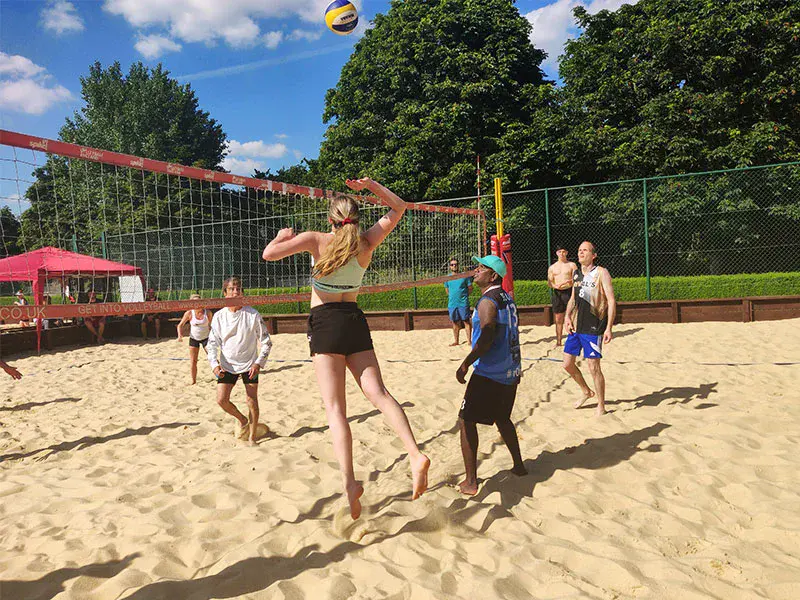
xmin=441 ymin=162 xmax=800 ymax=300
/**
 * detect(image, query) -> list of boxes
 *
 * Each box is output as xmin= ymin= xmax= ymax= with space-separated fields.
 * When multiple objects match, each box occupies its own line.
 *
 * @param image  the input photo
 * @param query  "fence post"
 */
xmin=101 ymin=231 xmax=107 ymax=259
xmin=292 ymin=215 xmax=301 ymax=314
xmin=643 ymin=179 xmax=652 ymax=300
xmin=544 ymin=188 xmax=552 ymax=283
xmin=191 ymin=225 xmax=198 ymax=292
xmin=409 ymin=209 xmax=418 ymax=310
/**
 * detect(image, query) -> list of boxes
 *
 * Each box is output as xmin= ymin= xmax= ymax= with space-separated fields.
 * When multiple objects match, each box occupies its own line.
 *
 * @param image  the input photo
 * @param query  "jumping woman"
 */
xmin=262 ymin=178 xmax=430 ymax=519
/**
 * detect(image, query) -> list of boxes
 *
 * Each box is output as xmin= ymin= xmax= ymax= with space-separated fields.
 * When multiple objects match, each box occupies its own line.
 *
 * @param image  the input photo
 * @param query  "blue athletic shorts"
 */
xmin=448 ymin=306 xmax=471 ymax=323
xmin=564 ymin=333 xmax=603 ymax=359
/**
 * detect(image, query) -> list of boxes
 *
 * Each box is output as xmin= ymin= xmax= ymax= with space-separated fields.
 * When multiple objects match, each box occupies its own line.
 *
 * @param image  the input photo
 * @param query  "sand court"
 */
xmin=1 ymin=320 xmax=799 ymax=599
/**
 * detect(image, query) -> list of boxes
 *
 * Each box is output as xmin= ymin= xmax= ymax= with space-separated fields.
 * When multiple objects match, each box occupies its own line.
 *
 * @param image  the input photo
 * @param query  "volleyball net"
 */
xmin=0 ymin=129 xmax=485 ymax=322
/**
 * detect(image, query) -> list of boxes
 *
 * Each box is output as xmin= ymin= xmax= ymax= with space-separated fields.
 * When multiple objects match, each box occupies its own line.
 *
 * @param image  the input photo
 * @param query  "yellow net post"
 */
xmin=494 ymin=177 xmax=504 ymax=237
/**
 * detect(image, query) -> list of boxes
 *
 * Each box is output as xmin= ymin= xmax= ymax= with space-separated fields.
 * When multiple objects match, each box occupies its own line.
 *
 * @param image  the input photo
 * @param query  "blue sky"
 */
xmin=0 ymin=0 xmax=635 ymax=211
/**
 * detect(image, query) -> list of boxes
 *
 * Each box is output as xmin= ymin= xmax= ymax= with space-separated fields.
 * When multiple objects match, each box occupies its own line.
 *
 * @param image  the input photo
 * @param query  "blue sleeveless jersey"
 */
xmin=471 ymin=286 xmax=522 ymax=385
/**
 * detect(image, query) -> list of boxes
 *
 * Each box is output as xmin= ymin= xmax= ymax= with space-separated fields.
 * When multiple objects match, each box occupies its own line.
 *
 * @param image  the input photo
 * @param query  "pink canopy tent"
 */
xmin=0 ymin=246 xmax=143 ymax=304
xmin=0 ymin=247 xmax=143 ymax=352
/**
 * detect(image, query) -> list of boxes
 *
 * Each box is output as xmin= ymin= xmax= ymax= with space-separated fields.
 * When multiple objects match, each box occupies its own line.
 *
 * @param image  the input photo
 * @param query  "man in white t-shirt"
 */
xmin=207 ymin=276 xmax=272 ymax=445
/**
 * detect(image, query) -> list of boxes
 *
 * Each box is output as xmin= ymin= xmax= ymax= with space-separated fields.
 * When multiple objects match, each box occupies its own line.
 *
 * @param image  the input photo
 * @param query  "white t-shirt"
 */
xmin=207 ymin=306 xmax=271 ymax=374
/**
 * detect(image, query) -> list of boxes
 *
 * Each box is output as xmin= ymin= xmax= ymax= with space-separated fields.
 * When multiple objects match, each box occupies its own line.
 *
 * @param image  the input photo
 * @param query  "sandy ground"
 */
xmin=1 ymin=320 xmax=799 ymax=600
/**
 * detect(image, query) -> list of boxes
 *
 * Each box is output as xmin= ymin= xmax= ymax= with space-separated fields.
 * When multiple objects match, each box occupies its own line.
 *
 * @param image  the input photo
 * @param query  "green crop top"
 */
xmin=311 ymin=256 xmax=367 ymax=294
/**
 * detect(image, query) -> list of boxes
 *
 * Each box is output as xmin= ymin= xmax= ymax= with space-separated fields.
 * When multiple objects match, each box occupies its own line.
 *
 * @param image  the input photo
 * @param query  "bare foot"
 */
xmin=449 ymin=342 xmax=459 ymax=347
xmin=574 ymin=389 xmax=595 ymax=409
xmin=411 ymin=453 xmax=430 ymax=500
xmin=457 ymin=479 xmax=478 ymax=496
xmin=236 ymin=419 xmax=250 ymax=440
xmin=247 ymin=439 xmax=257 ymax=447
xmin=346 ymin=482 xmax=364 ymax=520
xmin=511 ymin=463 xmax=528 ymax=476
xmin=596 ymin=406 xmax=608 ymax=417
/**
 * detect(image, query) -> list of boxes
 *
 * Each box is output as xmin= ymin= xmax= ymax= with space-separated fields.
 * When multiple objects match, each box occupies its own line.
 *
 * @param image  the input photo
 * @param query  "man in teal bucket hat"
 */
xmin=454 ymin=254 xmax=525 ymax=495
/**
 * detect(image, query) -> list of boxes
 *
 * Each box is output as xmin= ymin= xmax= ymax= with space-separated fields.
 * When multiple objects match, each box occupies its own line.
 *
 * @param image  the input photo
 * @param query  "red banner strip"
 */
xmin=0 ymin=129 xmax=483 ymax=217
xmin=0 ymin=272 xmax=475 ymax=320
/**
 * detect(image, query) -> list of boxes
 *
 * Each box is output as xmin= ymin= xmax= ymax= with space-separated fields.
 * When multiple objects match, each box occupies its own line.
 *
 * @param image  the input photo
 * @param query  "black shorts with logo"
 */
xmin=307 ymin=302 xmax=374 ymax=356
xmin=217 ymin=370 xmax=259 ymax=385
xmin=551 ymin=288 xmax=572 ymax=314
xmin=459 ymin=373 xmax=518 ymax=425
xmin=189 ymin=337 xmax=208 ymax=348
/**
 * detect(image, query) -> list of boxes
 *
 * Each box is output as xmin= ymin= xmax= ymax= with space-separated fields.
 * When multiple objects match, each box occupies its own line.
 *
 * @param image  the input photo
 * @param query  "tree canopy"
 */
xmin=61 ymin=61 xmax=226 ymax=168
xmin=315 ymin=0 xmax=549 ymax=200
xmin=557 ymin=0 xmax=800 ymax=182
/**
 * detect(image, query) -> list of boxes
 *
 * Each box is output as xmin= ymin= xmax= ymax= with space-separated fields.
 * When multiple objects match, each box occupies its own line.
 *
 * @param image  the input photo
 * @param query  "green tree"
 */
xmin=62 ymin=61 xmax=226 ymax=169
xmin=0 ymin=207 xmax=21 ymax=257
xmin=552 ymin=0 xmax=800 ymax=277
xmin=316 ymin=0 xmax=549 ymax=200
xmin=19 ymin=62 xmax=228 ymax=253
xmin=558 ymin=0 xmax=800 ymax=180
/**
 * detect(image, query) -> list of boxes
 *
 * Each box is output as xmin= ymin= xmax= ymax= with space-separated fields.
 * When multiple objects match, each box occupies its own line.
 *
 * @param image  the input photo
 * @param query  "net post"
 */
xmin=643 ymin=179 xmax=652 ymax=300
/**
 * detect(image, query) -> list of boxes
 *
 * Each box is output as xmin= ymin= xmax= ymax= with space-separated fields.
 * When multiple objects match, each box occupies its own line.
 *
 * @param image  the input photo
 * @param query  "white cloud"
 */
xmin=263 ymin=31 xmax=284 ymax=50
xmin=0 ymin=53 xmax=46 ymax=78
xmin=274 ymin=133 xmax=289 ymax=139
xmin=288 ymin=29 xmax=323 ymax=42
xmin=102 ymin=0 xmax=362 ymax=50
xmin=292 ymin=150 xmax=303 ymax=160
xmin=134 ymin=34 xmax=182 ymax=59
xmin=525 ymin=0 xmax=639 ymax=77
xmin=222 ymin=138 xmax=290 ymax=174
xmin=227 ymin=140 xmax=288 ymax=159
xmin=0 ymin=79 xmax=72 ymax=115
xmin=221 ymin=156 xmax=267 ymax=175
xmin=41 ymin=0 xmax=85 ymax=35
xmin=0 ymin=53 xmax=73 ymax=115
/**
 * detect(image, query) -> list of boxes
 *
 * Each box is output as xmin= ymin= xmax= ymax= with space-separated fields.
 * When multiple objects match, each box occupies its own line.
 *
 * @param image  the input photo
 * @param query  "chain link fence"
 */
xmin=451 ymin=162 xmax=800 ymax=301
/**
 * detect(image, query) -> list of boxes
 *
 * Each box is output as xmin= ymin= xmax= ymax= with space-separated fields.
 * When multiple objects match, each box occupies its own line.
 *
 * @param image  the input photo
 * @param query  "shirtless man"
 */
xmin=563 ymin=241 xmax=616 ymax=416
xmin=547 ymin=245 xmax=577 ymax=346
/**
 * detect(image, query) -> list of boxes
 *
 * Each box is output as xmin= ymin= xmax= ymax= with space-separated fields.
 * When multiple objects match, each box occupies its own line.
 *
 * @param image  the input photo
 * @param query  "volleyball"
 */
xmin=325 ymin=0 xmax=358 ymax=35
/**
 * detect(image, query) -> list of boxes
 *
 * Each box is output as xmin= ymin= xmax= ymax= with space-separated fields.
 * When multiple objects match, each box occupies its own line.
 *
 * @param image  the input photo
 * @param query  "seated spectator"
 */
xmin=14 ymin=291 xmax=30 ymax=327
xmin=141 ymin=288 xmax=162 ymax=340
xmin=84 ymin=290 xmax=106 ymax=344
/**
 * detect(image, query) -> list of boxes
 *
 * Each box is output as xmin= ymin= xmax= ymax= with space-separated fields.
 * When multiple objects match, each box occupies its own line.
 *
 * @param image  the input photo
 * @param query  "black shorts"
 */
xmin=189 ymin=337 xmax=208 ymax=348
xmin=307 ymin=302 xmax=374 ymax=356
xmin=551 ymin=288 xmax=572 ymax=314
xmin=141 ymin=313 xmax=159 ymax=323
xmin=459 ymin=373 xmax=518 ymax=425
xmin=217 ymin=370 xmax=259 ymax=385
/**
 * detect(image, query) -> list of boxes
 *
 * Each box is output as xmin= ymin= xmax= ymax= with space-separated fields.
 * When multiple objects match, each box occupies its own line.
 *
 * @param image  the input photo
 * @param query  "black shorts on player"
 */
xmin=459 ymin=373 xmax=518 ymax=426
xmin=307 ymin=302 xmax=374 ymax=356
xmin=551 ymin=288 xmax=572 ymax=314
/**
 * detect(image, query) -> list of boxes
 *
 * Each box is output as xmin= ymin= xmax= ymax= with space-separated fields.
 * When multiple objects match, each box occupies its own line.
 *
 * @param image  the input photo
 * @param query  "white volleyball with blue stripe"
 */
xmin=325 ymin=0 xmax=359 ymax=35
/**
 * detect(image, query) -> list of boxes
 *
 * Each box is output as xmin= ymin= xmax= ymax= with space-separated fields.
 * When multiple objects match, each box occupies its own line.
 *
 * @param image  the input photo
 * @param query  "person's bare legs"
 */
xmin=496 ymin=417 xmax=526 ymax=475
xmin=346 ymin=349 xmax=430 ymax=500
xmin=244 ymin=382 xmax=260 ymax=444
xmin=465 ymin=320 xmax=473 ymax=345
xmin=140 ymin=320 xmax=148 ymax=340
xmin=586 ymin=358 xmax=606 ymax=415
xmin=450 ymin=322 xmax=460 ymax=346
xmin=155 ymin=318 xmax=161 ymax=339
xmin=97 ymin=321 xmax=105 ymax=344
xmin=563 ymin=353 xmax=595 ymax=408
xmin=313 ymin=353 xmax=363 ymax=519
xmin=188 ymin=346 xmax=200 ymax=384
xmin=458 ymin=418 xmax=479 ymax=495
xmin=85 ymin=321 xmax=99 ymax=343
xmin=215 ymin=382 xmax=248 ymax=431
xmin=554 ymin=312 xmax=565 ymax=346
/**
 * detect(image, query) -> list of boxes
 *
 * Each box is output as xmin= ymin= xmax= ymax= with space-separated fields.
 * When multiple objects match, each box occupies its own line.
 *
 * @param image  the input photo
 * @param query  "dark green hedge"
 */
xmin=4 ymin=272 xmax=799 ymax=313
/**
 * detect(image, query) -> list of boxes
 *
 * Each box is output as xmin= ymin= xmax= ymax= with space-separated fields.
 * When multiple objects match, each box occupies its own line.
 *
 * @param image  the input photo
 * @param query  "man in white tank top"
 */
xmin=562 ymin=241 xmax=616 ymax=416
